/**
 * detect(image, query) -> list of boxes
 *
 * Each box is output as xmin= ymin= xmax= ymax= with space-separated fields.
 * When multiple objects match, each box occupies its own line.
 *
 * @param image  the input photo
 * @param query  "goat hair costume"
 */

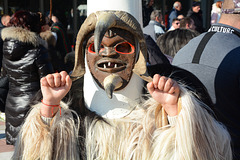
xmin=13 ymin=11 xmax=232 ymax=160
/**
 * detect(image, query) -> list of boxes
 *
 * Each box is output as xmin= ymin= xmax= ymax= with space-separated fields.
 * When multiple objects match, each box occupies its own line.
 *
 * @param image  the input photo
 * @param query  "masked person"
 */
xmin=13 ymin=10 xmax=232 ymax=160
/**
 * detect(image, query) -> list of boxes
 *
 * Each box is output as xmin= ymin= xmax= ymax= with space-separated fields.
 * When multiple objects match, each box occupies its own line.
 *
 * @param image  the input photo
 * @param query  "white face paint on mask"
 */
xmin=83 ymin=57 xmax=144 ymax=119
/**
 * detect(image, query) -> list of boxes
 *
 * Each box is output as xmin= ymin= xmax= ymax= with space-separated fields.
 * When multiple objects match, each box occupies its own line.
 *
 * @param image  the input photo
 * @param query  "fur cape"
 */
xmin=12 ymin=84 xmax=232 ymax=160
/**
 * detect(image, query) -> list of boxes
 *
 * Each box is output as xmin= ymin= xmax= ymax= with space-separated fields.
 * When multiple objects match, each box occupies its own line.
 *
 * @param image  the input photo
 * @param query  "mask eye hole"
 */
xmin=115 ymin=42 xmax=135 ymax=54
xmin=88 ymin=43 xmax=95 ymax=53
xmin=88 ymin=43 xmax=104 ymax=53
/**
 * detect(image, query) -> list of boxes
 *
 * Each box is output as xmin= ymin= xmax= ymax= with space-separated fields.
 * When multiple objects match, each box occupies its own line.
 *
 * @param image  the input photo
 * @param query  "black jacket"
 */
xmin=187 ymin=9 xmax=204 ymax=33
xmin=51 ymin=22 xmax=71 ymax=71
xmin=0 ymin=24 xmax=5 ymax=74
xmin=144 ymin=34 xmax=170 ymax=65
xmin=1 ymin=27 xmax=54 ymax=145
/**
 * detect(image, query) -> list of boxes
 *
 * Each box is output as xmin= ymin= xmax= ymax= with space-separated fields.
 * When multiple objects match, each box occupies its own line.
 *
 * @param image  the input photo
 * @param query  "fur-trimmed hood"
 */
xmin=1 ymin=27 xmax=47 ymax=48
xmin=2 ymin=27 xmax=48 ymax=61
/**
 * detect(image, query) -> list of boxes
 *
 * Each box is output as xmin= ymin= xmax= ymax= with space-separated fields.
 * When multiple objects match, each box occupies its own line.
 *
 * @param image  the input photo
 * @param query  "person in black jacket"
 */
xmin=0 ymin=15 xmax=11 ymax=112
xmin=0 ymin=15 xmax=11 ymax=75
xmin=187 ymin=2 xmax=204 ymax=33
xmin=142 ymin=0 xmax=154 ymax=27
xmin=50 ymin=14 xmax=72 ymax=72
xmin=1 ymin=10 xmax=54 ymax=145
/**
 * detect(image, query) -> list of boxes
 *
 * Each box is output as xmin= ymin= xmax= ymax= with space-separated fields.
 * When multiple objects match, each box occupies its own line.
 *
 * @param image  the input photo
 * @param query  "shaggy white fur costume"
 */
xmin=13 ymin=85 xmax=232 ymax=160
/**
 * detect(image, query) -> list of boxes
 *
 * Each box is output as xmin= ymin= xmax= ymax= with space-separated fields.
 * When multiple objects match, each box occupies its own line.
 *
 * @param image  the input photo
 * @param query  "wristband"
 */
xmin=41 ymin=100 xmax=61 ymax=116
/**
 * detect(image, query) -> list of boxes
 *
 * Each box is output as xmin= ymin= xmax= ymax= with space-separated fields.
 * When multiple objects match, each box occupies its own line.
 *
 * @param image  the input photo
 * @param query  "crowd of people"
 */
xmin=0 ymin=0 xmax=239 ymax=159
xmin=0 ymin=10 xmax=72 ymax=145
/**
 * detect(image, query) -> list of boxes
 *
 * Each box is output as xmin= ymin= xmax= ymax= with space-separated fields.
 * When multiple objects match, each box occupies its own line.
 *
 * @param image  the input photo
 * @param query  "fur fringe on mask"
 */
xmin=12 ymin=85 xmax=232 ymax=160
xmin=12 ymin=102 xmax=80 ymax=160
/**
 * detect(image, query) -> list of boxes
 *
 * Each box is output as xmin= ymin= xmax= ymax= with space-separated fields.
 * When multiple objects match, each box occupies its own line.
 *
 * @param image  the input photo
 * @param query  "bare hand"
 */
xmin=147 ymin=74 xmax=180 ymax=116
xmin=40 ymin=71 xmax=72 ymax=117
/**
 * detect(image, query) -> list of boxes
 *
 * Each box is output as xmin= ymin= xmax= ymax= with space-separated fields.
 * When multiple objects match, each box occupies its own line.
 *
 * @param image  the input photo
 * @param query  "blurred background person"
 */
xmin=211 ymin=1 xmax=223 ymax=24
xmin=167 ymin=1 xmax=182 ymax=29
xmin=50 ymin=13 xmax=71 ymax=72
xmin=40 ymin=15 xmax=62 ymax=73
xmin=0 ymin=14 xmax=11 ymax=115
xmin=157 ymin=28 xmax=199 ymax=63
xmin=0 ymin=14 xmax=11 ymax=29
xmin=172 ymin=0 xmax=240 ymax=157
xmin=187 ymin=1 xmax=204 ymax=33
xmin=168 ymin=17 xmax=180 ymax=31
xmin=143 ymin=10 xmax=165 ymax=41
xmin=179 ymin=17 xmax=196 ymax=30
xmin=0 ymin=15 xmax=11 ymax=69
xmin=1 ymin=10 xmax=54 ymax=145
xmin=177 ymin=14 xmax=184 ymax=21
xmin=142 ymin=0 xmax=154 ymax=27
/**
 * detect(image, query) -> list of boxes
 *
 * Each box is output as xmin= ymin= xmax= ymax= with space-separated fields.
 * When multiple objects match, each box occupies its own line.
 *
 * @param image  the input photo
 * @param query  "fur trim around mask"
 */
xmin=84 ymin=85 xmax=232 ymax=160
xmin=12 ymin=84 xmax=232 ymax=160
xmin=1 ymin=27 xmax=48 ymax=48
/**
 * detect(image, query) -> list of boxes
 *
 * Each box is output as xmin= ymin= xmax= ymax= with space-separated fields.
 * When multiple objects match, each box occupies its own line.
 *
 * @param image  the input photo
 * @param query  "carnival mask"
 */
xmin=86 ymin=28 xmax=136 ymax=93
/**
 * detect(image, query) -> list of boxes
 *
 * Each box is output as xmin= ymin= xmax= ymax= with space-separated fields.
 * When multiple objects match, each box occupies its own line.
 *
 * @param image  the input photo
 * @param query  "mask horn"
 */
xmin=70 ymin=13 xmax=97 ymax=81
xmin=94 ymin=12 xmax=116 ymax=54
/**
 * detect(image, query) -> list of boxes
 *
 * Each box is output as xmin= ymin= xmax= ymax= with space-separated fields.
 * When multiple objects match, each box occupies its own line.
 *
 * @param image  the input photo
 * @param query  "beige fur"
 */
xmin=13 ymin=102 xmax=80 ymax=160
xmin=40 ymin=30 xmax=56 ymax=47
xmin=1 ymin=27 xmax=47 ymax=48
xmin=12 ymin=85 xmax=232 ymax=160
xmin=84 ymin=86 xmax=232 ymax=160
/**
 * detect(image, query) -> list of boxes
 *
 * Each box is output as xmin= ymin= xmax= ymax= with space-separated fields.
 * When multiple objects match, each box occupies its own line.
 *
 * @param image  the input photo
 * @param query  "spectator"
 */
xmin=164 ymin=5 xmax=170 ymax=28
xmin=0 ymin=15 xmax=11 ymax=28
xmin=143 ymin=10 xmax=165 ymax=41
xmin=187 ymin=1 xmax=204 ymax=33
xmin=177 ymin=14 xmax=184 ymax=21
xmin=0 ymin=15 xmax=11 ymax=113
xmin=0 ymin=15 xmax=11 ymax=73
xmin=167 ymin=1 xmax=182 ymax=29
xmin=51 ymin=14 xmax=71 ymax=71
xmin=179 ymin=17 xmax=196 ymax=30
xmin=168 ymin=17 xmax=180 ymax=31
xmin=142 ymin=0 xmax=154 ymax=27
xmin=40 ymin=15 xmax=62 ymax=72
xmin=1 ymin=10 xmax=54 ymax=145
xmin=157 ymin=28 xmax=199 ymax=63
xmin=211 ymin=1 xmax=223 ymax=24
xmin=173 ymin=0 xmax=240 ymax=158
